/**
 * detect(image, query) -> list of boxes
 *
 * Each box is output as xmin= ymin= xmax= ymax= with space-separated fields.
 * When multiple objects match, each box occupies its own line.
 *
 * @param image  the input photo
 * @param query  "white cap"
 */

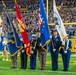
xmin=32 ymin=34 xmax=36 ymax=37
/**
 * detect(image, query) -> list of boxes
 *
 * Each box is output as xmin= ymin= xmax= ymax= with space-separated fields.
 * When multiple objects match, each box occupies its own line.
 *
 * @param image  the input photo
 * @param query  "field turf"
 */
xmin=0 ymin=52 xmax=76 ymax=75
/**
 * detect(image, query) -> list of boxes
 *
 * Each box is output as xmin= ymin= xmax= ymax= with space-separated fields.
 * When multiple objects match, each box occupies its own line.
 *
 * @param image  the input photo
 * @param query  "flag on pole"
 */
xmin=39 ymin=0 xmax=50 ymax=51
xmin=53 ymin=0 xmax=67 ymax=42
xmin=2 ymin=1 xmax=23 ymax=56
xmin=15 ymin=0 xmax=30 ymax=56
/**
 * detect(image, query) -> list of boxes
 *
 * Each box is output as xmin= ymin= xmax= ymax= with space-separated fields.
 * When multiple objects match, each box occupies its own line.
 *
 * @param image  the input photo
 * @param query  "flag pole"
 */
xmin=14 ymin=0 xmax=17 ymax=3
xmin=2 ymin=0 xmax=6 ymax=8
xmin=46 ymin=0 xmax=48 ymax=20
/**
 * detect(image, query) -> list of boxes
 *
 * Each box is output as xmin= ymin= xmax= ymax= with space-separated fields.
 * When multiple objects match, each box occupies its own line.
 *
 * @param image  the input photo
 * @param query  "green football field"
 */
xmin=0 ymin=52 xmax=76 ymax=75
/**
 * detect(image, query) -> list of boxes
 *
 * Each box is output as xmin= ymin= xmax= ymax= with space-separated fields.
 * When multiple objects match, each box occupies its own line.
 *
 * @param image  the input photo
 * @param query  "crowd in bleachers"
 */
xmin=0 ymin=0 xmax=39 ymax=9
xmin=49 ymin=0 xmax=76 ymax=7
xmin=0 ymin=0 xmax=76 ymax=38
xmin=48 ymin=9 xmax=76 ymax=23
xmin=0 ymin=0 xmax=76 ymax=23
xmin=18 ymin=0 xmax=39 ymax=10
xmin=1 ymin=11 xmax=76 ymax=39
xmin=65 ymin=25 xmax=76 ymax=38
xmin=0 ymin=0 xmax=76 ymax=9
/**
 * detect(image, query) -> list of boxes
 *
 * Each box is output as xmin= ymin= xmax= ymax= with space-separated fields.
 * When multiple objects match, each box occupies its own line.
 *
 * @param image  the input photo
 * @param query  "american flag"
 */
xmin=37 ymin=3 xmax=46 ymax=30
xmin=38 ymin=8 xmax=42 ymax=27
xmin=37 ymin=0 xmax=50 ymax=51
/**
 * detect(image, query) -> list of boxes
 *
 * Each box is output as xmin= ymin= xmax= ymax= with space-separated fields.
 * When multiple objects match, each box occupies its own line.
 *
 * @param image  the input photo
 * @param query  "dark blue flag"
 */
xmin=6 ymin=14 xmax=23 ymax=56
xmin=3 ymin=2 xmax=23 ymax=56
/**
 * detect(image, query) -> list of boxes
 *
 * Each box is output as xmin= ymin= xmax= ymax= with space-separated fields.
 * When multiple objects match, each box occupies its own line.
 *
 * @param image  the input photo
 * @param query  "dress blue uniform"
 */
xmin=30 ymin=34 xmax=37 ymax=70
xmin=50 ymin=33 xmax=61 ymax=71
xmin=60 ymin=39 xmax=72 ymax=71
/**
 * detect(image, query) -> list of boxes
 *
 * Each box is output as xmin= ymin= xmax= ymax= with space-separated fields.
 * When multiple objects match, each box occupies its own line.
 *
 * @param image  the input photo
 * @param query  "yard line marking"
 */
xmin=0 ymin=67 xmax=10 ymax=70
xmin=38 ymin=70 xmax=76 ymax=74
xmin=0 ymin=67 xmax=76 ymax=74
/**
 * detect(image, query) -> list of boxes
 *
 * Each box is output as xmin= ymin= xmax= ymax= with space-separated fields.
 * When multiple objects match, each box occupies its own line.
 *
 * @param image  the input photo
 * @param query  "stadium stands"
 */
xmin=0 ymin=0 xmax=76 ymax=37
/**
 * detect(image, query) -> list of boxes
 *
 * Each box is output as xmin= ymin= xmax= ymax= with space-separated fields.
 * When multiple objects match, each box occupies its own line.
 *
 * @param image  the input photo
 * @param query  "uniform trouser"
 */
xmin=62 ymin=50 xmax=71 ymax=71
xmin=51 ymin=50 xmax=58 ymax=70
xmin=38 ymin=52 xmax=46 ymax=69
xmin=30 ymin=54 xmax=36 ymax=69
xmin=0 ymin=42 xmax=2 ymax=50
xmin=11 ymin=54 xmax=17 ymax=68
xmin=20 ymin=51 xmax=27 ymax=69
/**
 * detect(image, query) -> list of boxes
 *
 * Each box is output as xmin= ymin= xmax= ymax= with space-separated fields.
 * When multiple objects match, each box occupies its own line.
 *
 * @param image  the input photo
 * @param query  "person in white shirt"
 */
xmin=2 ymin=36 xmax=8 ymax=61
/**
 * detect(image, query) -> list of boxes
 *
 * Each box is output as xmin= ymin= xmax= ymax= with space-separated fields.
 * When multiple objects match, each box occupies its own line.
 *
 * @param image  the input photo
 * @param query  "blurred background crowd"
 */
xmin=0 ymin=0 xmax=76 ymax=38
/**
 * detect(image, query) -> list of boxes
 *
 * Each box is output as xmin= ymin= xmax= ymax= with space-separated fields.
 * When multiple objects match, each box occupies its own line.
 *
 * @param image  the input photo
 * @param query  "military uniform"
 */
xmin=50 ymin=33 xmax=61 ymax=71
xmin=30 ymin=36 xmax=37 ymax=70
xmin=20 ymin=43 xmax=27 ymax=69
xmin=60 ymin=39 xmax=72 ymax=71
xmin=19 ymin=34 xmax=27 ymax=69
xmin=37 ymin=37 xmax=46 ymax=70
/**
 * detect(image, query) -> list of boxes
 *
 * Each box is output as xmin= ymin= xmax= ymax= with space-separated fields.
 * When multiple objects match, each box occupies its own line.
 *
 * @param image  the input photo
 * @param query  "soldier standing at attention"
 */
xmin=60 ymin=35 xmax=72 ymax=71
xmin=49 ymin=30 xmax=61 ymax=71
xmin=30 ymin=34 xmax=37 ymax=70
xmin=19 ymin=35 xmax=27 ymax=69
xmin=36 ymin=32 xmax=46 ymax=70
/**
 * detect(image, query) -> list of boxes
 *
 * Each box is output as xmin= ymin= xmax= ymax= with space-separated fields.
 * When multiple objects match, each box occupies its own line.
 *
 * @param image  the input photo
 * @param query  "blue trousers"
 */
xmin=0 ymin=42 xmax=2 ymax=50
xmin=30 ymin=54 xmax=36 ymax=69
xmin=51 ymin=50 xmax=58 ymax=70
xmin=61 ymin=50 xmax=71 ymax=71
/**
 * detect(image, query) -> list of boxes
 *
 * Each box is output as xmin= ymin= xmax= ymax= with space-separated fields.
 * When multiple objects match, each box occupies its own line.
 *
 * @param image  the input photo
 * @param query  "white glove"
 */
xmin=31 ymin=51 xmax=34 ymax=54
xmin=53 ymin=49 xmax=56 ymax=52
xmin=22 ymin=50 xmax=25 ymax=53
xmin=24 ymin=44 xmax=26 ymax=48
xmin=64 ymin=51 xmax=67 ymax=53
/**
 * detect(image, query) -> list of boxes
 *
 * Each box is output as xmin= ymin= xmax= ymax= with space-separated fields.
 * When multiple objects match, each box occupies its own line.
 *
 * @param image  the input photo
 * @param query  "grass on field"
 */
xmin=0 ymin=52 xmax=76 ymax=75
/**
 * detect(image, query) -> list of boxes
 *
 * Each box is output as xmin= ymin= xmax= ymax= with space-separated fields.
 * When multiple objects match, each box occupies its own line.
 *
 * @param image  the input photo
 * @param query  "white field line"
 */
xmin=0 ymin=67 xmax=76 ymax=74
